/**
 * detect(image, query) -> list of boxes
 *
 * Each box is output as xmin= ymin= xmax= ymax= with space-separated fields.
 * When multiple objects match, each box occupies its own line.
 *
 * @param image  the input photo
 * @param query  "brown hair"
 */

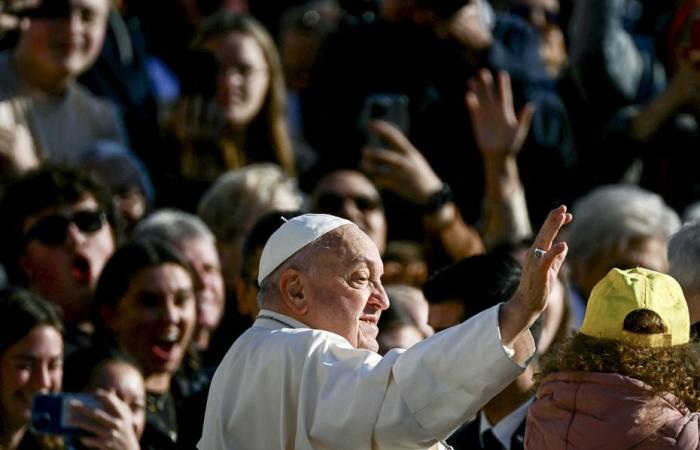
xmin=537 ymin=309 xmax=700 ymax=411
xmin=192 ymin=12 xmax=295 ymax=175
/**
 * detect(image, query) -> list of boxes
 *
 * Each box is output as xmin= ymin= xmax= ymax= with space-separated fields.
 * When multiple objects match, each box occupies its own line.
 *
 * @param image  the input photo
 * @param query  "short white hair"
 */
xmin=566 ymin=184 xmax=680 ymax=265
xmin=668 ymin=221 xmax=700 ymax=295
xmin=134 ymin=208 xmax=215 ymax=244
xmin=197 ymin=163 xmax=304 ymax=243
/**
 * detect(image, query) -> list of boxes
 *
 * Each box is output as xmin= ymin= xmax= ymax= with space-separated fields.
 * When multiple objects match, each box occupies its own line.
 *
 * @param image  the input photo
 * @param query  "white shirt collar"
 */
xmin=478 ymin=397 xmax=533 ymax=450
xmin=255 ymin=309 xmax=308 ymax=330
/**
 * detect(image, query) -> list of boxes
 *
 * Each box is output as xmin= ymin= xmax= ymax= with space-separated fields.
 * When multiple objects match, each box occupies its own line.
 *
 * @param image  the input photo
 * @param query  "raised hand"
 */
xmin=466 ymin=69 xmax=534 ymax=158
xmin=499 ymin=205 xmax=572 ymax=351
xmin=360 ymin=120 xmax=443 ymax=206
xmin=0 ymin=123 xmax=39 ymax=176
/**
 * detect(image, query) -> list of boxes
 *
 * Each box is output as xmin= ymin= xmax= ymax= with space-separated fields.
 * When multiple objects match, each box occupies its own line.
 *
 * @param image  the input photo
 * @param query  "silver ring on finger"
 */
xmin=534 ymin=248 xmax=547 ymax=258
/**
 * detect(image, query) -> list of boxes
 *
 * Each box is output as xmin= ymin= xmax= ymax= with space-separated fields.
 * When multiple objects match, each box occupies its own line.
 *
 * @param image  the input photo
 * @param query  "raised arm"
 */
xmin=360 ymin=121 xmax=485 ymax=262
xmin=467 ymin=69 xmax=534 ymax=249
xmin=499 ymin=205 xmax=571 ymax=362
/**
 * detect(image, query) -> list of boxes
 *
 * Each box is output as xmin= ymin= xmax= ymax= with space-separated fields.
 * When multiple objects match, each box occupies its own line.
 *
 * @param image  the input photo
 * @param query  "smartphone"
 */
xmin=30 ymin=393 xmax=102 ymax=436
xmin=360 ymin=93 xmax=410 ymax=148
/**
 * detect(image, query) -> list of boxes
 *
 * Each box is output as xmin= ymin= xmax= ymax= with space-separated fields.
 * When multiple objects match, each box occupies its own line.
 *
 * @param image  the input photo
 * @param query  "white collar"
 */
xmin=478 ymin=397 xmax=533 ymax=450
xmin=255 ymin=309 xmax=308 ymax=330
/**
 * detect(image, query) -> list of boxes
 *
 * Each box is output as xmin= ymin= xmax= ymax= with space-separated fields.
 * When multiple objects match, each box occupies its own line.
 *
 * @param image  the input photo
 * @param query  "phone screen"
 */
xmin=30 ymin=393 xmax=102 ymax=436
xmin=360 ymin=93 xmax=410 ymax=148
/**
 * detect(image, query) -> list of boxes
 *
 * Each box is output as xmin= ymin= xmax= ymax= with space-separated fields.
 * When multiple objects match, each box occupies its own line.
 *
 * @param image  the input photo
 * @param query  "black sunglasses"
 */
xmin=23 ymin=210 xmax=106 ymax=246
xmin=315 ymin=193 xmax=383 ymax=213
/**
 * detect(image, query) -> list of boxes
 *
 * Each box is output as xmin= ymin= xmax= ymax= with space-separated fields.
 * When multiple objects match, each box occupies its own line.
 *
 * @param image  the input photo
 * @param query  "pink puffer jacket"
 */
xmin=525 ymin=371 xmax=700 ymax=449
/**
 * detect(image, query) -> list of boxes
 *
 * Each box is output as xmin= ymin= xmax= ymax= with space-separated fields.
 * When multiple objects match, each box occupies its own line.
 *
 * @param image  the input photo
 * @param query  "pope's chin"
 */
xmin=358 ymin=321 xmax=380 ymax=352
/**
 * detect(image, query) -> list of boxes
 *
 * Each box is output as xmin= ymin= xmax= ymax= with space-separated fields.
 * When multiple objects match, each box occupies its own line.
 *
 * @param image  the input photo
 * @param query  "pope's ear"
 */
xmin=278 ymin=268 xmax=308 ymax=315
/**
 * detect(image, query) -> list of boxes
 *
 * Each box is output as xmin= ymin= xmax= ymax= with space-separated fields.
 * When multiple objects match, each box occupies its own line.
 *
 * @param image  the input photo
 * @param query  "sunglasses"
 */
xmin=315 ymin=193 xmax=383 ymax=213
xmin=23 ymin=210 xmax=106 ymax=246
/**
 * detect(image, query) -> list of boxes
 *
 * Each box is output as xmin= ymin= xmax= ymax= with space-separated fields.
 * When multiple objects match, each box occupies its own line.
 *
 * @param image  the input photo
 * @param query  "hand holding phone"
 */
xmin=360 ymin=93 xmax=409 ymax=149
xmin=31 ymin=391 xmax=141 ymax=450
xmin=30 ymin=393 xmax=103 ymax=436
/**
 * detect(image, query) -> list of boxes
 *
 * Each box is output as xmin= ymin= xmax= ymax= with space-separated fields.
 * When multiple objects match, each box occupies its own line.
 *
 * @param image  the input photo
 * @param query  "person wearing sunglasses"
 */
xmin=310 ymin=169 xmax=388 ymax=255
xmin=0 ymin=165 xmax=120 ymax=357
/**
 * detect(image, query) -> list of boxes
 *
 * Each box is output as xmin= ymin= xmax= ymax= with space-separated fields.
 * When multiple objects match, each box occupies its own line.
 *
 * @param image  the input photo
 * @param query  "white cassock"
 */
xmin=198 ymin=304 xmax=533 ymax=450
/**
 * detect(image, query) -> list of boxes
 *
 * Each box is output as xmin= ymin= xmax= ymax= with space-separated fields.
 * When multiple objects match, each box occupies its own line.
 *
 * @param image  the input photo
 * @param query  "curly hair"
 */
xmin=537 ymin=333 xmax=700 ymax=411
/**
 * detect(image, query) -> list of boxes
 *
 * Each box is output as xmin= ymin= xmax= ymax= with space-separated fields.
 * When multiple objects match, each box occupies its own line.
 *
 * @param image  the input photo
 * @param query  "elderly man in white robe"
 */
xmin=199 ymin=205 xmax=572 ymax=450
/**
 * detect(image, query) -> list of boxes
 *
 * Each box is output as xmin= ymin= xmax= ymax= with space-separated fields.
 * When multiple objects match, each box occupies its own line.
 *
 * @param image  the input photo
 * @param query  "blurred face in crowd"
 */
xmin=428 ymin=300 xmax=465 ymax=332
xmin=312 ymin=170 xmax=387 ymax=254
xmin=177 ymin=237 xmax=225 ymax=351
xmin=17 ymin=0 xmax=110 ymax=84
xmin=299 ymin=226 xmax=390 ymax=352
xmin=218 ymin=192 xmax=301 ymax=295
xmin=377 ymin=324 xmax=424 ymax=355
xmin=280 ymin=22 xmax=328 ymax=92
xmin=19 ymin=195 xmax=116 ymax=325
xmin=105 ymin=263 xmax=196 ymax=384
xmin=574 ymin=235 xmax=668 ymax=297
xmin=235 ymin=246 xmax=262 ymax=321
xmin=393 ymin=287 xmax=434 ymax=338
xmin=0 ymin=325 xmax=63 ymax=432
xmin=512 ymin=0 xmax=566 ymax=76
xmin=515 ymin=0 xmax=560 ymax=31
xmin=208 ymin=31 xmax=270 ymax=130
xmin=86 ymin=361 xmax=146 ymax=439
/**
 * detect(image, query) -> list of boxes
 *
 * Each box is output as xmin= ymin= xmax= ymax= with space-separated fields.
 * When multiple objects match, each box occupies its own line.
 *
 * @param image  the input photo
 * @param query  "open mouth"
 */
xmin=70 ymin=254 xmax=91 ymax=284
xmin=150 ymin=329 xmax=181 ymax=362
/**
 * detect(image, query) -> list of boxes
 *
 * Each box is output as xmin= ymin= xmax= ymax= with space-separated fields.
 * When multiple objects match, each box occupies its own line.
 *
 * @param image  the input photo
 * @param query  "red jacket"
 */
xmin=526 ymin=371 xmax=700 ymax=449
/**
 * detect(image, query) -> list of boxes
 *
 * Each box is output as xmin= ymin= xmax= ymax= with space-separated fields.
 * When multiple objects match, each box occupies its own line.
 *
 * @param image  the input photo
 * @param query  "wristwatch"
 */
xmin=422 ymin=183 xmax=453 ymax=215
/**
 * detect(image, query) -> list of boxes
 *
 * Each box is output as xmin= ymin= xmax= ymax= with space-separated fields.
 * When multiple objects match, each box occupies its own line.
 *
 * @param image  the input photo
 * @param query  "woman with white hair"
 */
xmin=565 ymin=184 xmax=680 ymax=326
xmin=197 ymin=163 xmax=304 ymax=296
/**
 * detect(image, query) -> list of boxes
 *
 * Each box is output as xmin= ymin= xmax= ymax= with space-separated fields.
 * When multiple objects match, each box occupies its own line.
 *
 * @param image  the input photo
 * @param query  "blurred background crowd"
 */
xmin=1 ymin=0 xmax=700 ymax=449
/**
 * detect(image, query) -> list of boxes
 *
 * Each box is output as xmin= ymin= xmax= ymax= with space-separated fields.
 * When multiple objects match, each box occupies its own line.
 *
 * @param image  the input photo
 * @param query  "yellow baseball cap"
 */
xmin=580 ymin=267 xmax=690 ymax=347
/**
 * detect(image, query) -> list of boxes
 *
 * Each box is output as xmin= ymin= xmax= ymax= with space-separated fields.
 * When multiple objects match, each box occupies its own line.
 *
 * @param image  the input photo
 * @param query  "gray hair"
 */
xmin=133 ymin=208 xmax=215 ymax=244
xmin=197 ymin=164 xmax=304 ymax=243
xmin=668 ymin=221 xmax=700 ymax=295
xmin=566 ymin=184 xmax=680 ymax=264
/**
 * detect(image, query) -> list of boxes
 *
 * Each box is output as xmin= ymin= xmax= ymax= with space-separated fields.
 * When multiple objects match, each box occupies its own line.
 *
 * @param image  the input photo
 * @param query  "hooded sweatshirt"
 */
xmin=525 ymin=371 xmax=700 ymax=449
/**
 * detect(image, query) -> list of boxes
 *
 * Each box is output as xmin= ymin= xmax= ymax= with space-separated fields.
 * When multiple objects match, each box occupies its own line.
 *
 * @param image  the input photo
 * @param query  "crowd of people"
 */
xmin=1 ymin=0 xmax=700 ymax=449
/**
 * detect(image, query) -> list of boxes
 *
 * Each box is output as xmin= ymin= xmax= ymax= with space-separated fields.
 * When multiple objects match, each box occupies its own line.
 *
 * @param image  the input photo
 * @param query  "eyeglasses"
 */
xmin=23 ymin=210 xmax=106 ymax=246
xmin=315 ymin=193 xmax=383 ymax=213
